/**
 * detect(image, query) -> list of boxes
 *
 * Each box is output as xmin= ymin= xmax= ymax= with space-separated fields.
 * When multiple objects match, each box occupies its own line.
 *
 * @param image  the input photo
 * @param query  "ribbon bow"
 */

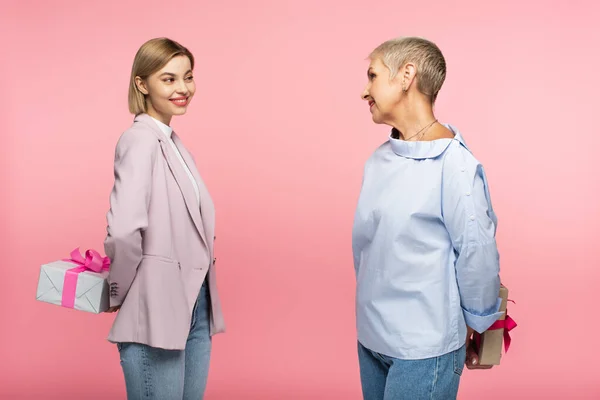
xmin=472 ymin=298 xmax=517 ymax=358
xmin=486 ymin=314 xmax=517 ymax=352
xmin=63 ymin=248 xmax=110 ymax=272
xmin=60 ymin=248 xmax=110 ymax=308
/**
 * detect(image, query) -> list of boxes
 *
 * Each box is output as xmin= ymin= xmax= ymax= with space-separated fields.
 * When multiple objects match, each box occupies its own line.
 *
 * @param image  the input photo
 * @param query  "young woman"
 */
xmin=103 ymin=37 xmax=225 ymax=399
xmin=352 ymin=37 xmax=503 ymax=400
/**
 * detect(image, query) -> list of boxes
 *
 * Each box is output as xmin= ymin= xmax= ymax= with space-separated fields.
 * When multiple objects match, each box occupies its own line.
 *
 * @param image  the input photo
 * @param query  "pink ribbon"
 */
xmin=473 ymin=299 xmax=518 ymax=355
xmin=60 ymin=248 xmax=110 ymax=308
xmin=486 ymin=314 xmax=517 ymax=352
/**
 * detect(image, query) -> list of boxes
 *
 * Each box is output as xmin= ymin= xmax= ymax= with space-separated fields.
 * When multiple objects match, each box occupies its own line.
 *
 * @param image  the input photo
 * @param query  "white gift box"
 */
xmin=36 ymin=259 xmax=110 ymax=314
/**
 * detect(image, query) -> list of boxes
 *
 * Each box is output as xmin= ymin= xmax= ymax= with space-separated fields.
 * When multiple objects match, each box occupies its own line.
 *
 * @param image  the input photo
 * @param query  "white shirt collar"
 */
xmin=150 ymin=116 xmax=173 ymax=138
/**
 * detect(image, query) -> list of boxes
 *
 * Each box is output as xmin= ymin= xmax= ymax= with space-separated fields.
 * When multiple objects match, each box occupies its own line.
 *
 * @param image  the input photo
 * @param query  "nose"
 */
xmin=361 ymin=87 xmax=370 ymax=101
xmin=176 ymin=79 xmax=190 ymax=94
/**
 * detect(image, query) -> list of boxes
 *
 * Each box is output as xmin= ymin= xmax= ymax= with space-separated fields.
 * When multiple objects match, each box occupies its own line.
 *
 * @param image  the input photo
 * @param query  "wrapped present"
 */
xmin=474 ymin=284 xmax=517 ymax=365
xmin=36 ymin=248 xmax=111 ymax=314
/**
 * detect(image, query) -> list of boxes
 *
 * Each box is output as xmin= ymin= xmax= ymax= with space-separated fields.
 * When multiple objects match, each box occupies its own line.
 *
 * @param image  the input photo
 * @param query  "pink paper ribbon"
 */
xmin=487 ymin=314 xmax=517 ymax=352
xmin=60 ymin=248 xmax=110 ymax=309
xmin=472 ymin=299 xmax=517 ymax=354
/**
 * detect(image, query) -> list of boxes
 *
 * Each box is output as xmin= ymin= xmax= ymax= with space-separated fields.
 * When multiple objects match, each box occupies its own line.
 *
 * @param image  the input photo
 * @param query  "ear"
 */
xmin=399 ymin=63 xmax=417 ymax=92
xmin=135 ymin=76 xmax=149 ymax=95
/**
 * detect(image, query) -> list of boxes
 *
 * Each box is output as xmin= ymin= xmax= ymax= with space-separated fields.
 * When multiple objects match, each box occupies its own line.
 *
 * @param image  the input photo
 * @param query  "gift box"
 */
xmin=475 ymin=285 xmax=517 ymax=365
xmin=36 ymin=248 xmax=111 ymax=314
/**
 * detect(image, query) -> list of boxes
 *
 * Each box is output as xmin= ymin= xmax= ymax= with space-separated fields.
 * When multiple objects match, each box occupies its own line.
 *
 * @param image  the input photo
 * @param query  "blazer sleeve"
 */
xmin=104 ymin=129 xmax=157 ymax=307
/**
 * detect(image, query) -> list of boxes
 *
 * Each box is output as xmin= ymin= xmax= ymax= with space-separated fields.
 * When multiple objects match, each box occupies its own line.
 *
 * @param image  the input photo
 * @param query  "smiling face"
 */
xmin=135 ymin=55 xmax=195 ymax=125
xmin=361 ymin=57 xmax=405 ymax=126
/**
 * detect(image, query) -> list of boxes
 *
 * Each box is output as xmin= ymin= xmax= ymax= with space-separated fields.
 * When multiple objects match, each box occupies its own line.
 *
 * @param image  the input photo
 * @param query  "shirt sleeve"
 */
xmin=441 ymin=144 xmax=504 ymax=333
xmin=104 ymin=130 xmax=156 ymax=307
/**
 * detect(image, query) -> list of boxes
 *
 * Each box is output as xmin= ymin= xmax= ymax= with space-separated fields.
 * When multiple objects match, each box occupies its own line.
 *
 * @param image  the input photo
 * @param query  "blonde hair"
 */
xmin=128 ymin=38 xmax=195 ymax=115
xmin=370 ymin=37 xmax=446 ymax=103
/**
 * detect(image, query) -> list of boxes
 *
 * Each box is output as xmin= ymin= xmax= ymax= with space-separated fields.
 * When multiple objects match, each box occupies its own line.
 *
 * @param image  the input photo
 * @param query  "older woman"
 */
xmin=352 ymin=36 xmax=503 ymax=400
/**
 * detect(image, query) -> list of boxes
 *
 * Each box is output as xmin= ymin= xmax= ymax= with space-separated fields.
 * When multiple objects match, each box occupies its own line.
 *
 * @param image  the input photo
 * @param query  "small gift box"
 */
xmin=475 ymin=284 xmax=517 ymax=365
xmin=36 ymin=248 xmax=111 ymax=314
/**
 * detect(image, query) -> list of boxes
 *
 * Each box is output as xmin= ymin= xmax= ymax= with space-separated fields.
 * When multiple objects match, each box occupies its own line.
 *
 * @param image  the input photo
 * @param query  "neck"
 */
xmin=146 ymin=104 xmax=172 ymax=126
xmin=390 ymin=97 xmax=436 ymax=141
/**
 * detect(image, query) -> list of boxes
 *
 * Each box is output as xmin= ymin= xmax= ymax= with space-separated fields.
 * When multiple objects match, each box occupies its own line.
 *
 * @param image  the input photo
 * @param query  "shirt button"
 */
xmin=466 ymin=191 xmax=471 ymax=196
xmin=469 ymin=215 xmax=476 ymax=221
xmin=461 ymin=167 xmax=466 ymax=172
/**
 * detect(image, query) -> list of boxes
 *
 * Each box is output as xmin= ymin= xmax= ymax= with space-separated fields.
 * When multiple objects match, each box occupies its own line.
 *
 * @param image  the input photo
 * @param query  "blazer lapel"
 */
xmin=133 ymin=114 xmax=211 ymax=254
xmin=159 ymin=140 xmax=208 ymax=249
xmin=171 ymin=133 xmax=215 ymax=257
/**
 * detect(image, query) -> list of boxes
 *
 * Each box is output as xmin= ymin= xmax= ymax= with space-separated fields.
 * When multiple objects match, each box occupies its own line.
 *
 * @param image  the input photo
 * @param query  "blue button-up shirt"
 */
xmin=352 ymin=124 xmax=504 ymax=360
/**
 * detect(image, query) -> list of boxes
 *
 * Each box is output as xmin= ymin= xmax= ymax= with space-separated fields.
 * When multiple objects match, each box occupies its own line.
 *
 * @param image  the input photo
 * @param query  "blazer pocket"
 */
xmin=135 ymin=256 xmax=188 ymax=329
xmin=142 ymin=254 xmax=180 ymax=268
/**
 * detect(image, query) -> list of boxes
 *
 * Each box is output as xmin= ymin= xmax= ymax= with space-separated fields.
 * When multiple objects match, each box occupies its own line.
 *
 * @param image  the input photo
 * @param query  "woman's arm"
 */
xmin=104 ymin=130 xmax=156 ymax=308
xmin=442 ymin=147 xmax=504 ymax=334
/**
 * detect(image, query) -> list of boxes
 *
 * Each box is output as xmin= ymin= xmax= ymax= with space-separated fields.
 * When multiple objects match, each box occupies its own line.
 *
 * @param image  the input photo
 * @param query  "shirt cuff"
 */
xmin=462 ymin=297 xmax=504 ymax=333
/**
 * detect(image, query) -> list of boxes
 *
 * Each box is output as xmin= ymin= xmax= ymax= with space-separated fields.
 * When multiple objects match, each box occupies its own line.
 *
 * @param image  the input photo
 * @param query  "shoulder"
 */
xmin=371 ymin=141 xmax=391 ymax=160
xmin=364 ymin=141 xmax=391 ymax=170
xmin=442 ymin=139 xmax=483 ymax=177
xmin=115 ymin=120 xmax=160 ymax=155
xmin=375 ymin=141 xmax=391 ymax=153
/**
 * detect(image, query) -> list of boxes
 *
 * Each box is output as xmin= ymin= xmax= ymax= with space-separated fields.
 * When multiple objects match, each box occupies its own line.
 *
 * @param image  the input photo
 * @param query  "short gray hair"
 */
xmin=370 ymin=37 xmax=446 ymax=103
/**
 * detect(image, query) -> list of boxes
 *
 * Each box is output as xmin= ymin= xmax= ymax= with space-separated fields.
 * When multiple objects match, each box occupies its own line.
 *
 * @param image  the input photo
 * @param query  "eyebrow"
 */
xmin=159 ymin=70 xmax=193 ymax=77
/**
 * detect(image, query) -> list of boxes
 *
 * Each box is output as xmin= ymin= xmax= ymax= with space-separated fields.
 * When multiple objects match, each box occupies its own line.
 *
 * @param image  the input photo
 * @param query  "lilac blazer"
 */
xmin=104 ymin=113 xmax=225 ymax=350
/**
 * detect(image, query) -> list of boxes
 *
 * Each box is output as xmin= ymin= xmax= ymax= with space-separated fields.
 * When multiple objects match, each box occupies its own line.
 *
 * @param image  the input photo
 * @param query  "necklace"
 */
xmin=402 ymin=119 xmax=438 ymax=141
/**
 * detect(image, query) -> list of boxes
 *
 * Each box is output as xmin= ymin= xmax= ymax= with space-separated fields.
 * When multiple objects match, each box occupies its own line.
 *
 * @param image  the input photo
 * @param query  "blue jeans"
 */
xmin=117 ymin=281 xmax=212 ymax=400
xmin=358 ymin=341 xmax=466 ymax=400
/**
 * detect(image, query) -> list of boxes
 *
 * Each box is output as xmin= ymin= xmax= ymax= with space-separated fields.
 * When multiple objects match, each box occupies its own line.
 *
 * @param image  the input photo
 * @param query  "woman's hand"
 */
xmin=465 ymin=326 xmax=493 ymax=370
xmin=106 ymin=306 xmax=121 ymax=313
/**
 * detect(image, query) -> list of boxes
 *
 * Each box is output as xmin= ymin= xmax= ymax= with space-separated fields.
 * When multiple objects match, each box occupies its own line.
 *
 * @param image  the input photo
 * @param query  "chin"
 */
xmin=371 ymin=114 xmax=384 ymax=125
xmin=171 ymin=107 xmax=189 ymax=116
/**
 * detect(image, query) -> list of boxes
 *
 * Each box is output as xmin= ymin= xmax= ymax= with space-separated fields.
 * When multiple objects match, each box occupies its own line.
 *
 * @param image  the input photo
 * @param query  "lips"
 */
xmin=368 ymin=100 xmax=375 ymax=109
xmin=169 ymin=97 xmax=189 ymax=107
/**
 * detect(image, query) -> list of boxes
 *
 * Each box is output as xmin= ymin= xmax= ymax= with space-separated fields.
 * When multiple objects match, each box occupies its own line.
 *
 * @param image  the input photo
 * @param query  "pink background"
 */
xmin=2 ymin=0 xmax=599 ymax=398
